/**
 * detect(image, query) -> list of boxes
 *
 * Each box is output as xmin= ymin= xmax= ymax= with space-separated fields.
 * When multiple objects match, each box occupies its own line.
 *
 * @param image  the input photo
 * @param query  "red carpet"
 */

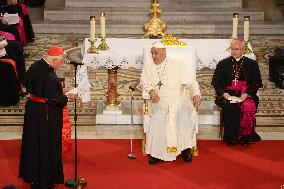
xmin=1 ymin=140 xmax=284 ymax=189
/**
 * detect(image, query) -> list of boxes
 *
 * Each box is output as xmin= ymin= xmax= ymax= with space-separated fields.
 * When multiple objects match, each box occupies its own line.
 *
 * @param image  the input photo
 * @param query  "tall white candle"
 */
xmin=232 ymin=13 xmax=239 ymax=38
xmin=90 ymin=16 xmax=96 ymax=41
xmin=100 ymin=12 xmax=106 ymax=38
xmin=244 ymin=16 xmax=250 ymax=42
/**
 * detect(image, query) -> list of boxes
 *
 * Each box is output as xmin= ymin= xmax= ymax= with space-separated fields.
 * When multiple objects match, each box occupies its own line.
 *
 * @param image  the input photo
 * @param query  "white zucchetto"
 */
xmin=151 ymin=41 xmax=166 ymax=49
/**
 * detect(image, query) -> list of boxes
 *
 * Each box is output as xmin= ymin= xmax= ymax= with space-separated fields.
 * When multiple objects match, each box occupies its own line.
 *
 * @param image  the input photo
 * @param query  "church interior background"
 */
xmin=0 ymin=0 xmax=284 ymax=141
xmin=1 ymin=0 xmax=284 ymax=188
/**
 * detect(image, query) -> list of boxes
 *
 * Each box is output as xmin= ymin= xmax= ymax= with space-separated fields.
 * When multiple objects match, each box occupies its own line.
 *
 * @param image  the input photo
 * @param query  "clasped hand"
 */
xmin=149 ymin=90 xmax=160 ymax=103
xmin=193 ymin=95 xmax=201 ymax=108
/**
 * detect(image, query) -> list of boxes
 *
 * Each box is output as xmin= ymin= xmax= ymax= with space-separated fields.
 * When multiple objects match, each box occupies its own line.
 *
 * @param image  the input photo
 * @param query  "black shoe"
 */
xmin=181 ymin=148 xmax=192 ymax=162
xmin=148 ymin=156 xmax=160 ymax=165
xmin=240 ymin=135 xmax=249 ymax=146
xmin=249 ymin=132 xmax=261 ymax=142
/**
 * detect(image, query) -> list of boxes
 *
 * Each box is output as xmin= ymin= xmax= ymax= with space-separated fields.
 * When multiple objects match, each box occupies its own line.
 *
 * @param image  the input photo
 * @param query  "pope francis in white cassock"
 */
xmin=140 ymin=42 xmax=201 ymax=164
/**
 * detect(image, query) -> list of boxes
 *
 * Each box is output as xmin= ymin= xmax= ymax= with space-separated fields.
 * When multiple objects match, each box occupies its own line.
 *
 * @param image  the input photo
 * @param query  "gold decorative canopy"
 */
xmin=144 ymin=0 xmax=167 ymax=38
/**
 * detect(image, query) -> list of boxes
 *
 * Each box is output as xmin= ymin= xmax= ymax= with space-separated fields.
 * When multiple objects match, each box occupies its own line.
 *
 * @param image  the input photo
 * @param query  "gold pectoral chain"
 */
xmin=232 ymin=57 xmax=244 ymax=86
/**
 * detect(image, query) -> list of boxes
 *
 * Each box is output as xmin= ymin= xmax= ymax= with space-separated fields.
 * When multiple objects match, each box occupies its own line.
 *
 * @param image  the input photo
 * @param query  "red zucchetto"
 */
xmin=47 ymin=46 xmax=64 ymax=56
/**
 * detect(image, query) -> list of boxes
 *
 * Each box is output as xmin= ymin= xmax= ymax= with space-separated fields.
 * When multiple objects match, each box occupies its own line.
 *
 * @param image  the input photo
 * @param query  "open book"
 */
xmin=3 ymin=13 xmax=19 ymax=25
xmin=228 ymin=96 xmax=242 ymax=103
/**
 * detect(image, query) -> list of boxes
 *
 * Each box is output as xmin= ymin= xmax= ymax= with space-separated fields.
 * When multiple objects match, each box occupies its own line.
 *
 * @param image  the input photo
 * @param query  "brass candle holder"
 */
xmin=98 ymin=37 xmax=109 ymax=50
xmin=87 ymin=38 xmax=99 ymax=54
xmin=144 ymin=0 xmax=167 ymax=38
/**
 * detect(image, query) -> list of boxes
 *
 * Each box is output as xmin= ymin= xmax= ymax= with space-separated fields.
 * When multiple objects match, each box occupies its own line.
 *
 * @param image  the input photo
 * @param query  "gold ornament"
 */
xmin=144 ymin=0 xmax=167 ymax=38
xmin=162 ymin=34 xmax=188 ymax=46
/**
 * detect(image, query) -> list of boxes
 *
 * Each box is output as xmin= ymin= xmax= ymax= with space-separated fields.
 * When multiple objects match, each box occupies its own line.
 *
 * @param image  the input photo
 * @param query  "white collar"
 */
xmin=235 ymin=56 xmax=244 ymax=61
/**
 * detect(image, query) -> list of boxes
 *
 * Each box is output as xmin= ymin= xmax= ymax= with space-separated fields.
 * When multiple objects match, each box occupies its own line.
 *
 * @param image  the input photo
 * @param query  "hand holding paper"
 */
xmin=228 ymin=96 xmax=242 ymax=103
xmin=3 ymin=13 xmax=19 ymax=25
xmin=65 ymin=88 xmax=78 ymax=102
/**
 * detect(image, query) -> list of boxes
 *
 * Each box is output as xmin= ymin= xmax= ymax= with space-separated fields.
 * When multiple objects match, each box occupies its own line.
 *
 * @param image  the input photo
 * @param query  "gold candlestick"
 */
xmin=98 ymin=37 xmax=109 ymax=50
xmin=144 ymin=0 xmax=167 ymax=38
xmin=87 ymin=38 xmax=99 ymax=54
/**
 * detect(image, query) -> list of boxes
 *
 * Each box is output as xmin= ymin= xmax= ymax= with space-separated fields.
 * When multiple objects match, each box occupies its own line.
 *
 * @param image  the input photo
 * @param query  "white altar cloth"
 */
xmin=78 ymin=38 xmax=255 ymax=102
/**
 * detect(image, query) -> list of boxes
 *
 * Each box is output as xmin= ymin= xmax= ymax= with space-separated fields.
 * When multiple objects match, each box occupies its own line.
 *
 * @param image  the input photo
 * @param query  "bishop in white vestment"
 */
xmin=140 ymin=42 xmax=201 ymax=164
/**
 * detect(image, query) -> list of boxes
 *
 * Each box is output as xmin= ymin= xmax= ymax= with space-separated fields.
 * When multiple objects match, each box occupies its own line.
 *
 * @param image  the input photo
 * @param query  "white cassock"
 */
xmin=140 ymin=56 xmax=201 ymax=161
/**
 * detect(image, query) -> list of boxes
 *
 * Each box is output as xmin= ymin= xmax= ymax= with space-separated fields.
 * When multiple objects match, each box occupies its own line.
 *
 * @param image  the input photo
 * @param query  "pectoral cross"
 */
xmin=157 ymin=80 xmax=163 ymax=89
xmin=234 ymin=78 xmax=238 ymax=86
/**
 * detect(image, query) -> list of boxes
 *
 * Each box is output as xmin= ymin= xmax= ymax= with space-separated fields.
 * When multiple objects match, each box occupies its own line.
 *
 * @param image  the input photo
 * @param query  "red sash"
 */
xmin=29 ymin=93 xmax=46 ymax=103
xmin=29 ymin=93 xmax=48 ymax=120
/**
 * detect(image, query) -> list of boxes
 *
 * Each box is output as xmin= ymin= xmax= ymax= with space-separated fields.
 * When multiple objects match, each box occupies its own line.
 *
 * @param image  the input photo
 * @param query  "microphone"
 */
xmin=129 ymin=85 xmax=135 ymax=91
xmin=65 ymin=60 xmax=84 ymax=66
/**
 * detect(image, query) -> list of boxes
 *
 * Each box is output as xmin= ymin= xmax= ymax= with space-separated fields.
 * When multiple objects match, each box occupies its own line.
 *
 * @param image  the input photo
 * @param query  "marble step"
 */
xmin=65 ymin=0 xmax=242 ymax=9
xmin=32 ymin=20 xmax=284 ymax=35
xmin=44 ymin=7 xmax=264 ymax=22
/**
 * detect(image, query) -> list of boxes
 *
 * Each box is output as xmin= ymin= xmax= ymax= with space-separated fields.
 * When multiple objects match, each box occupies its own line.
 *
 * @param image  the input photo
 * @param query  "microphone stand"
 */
xmin=128 ymin=86 xmax=136 ymax=159
xmin=65 ymin=61 xmax=87 ymax=188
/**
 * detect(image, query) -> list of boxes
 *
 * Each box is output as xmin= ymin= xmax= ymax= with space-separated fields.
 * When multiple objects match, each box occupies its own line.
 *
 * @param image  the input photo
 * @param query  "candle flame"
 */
xmin=233 ymin=13 xmax=239 ymax=18
xmin=244 ymin=16 xmax=250 ymax=21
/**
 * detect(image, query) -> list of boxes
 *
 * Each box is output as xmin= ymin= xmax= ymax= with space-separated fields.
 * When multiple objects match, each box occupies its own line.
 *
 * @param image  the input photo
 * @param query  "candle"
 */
xmin=244 ymin=16 xmax=250 ymax=42
xmin=232 ymin=13 xmax=239 ymax=38
xmin=100 ymin=12 xmax=106 ymax=38
xmin=90 ymin=16 xmax=96 ymax=41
